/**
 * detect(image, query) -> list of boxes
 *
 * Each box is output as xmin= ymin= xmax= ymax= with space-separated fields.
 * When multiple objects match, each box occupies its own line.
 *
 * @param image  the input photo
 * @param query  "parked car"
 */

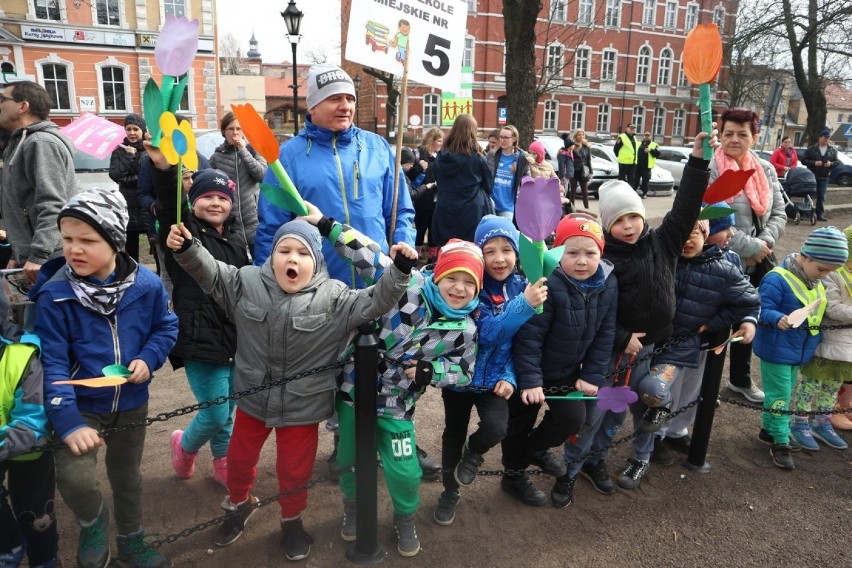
xmin=655 ymin=146 xmax=692 ymax=189
xmin=535 ymin=136 xmax=618 ymax=197
xmin=74 ymin=152 xmax=118 ymax=192
xmin=796 ymin=147 xmax=852 ymax=186
xmin=589 ymin=143 xmax=674 ymax=197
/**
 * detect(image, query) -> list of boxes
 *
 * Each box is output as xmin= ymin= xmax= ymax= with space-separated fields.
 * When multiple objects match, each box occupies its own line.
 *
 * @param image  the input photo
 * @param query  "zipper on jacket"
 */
xmin=332 ymin=136 xmax=357 ymax=286
xmin=353 ymin=161 xmax=360 ymax=200
xmin=107 ymin=315 xmax=122 ymax=412
xmin=233 ymin=152 xmax=253 ymax=262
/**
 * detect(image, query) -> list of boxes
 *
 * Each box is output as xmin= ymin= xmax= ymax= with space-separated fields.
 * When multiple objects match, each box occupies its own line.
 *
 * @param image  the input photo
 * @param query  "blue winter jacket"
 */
xmin=753 ymin=254 xmax=824 ymax=366
xmin=253 ymin=116 xmax=415 ymax=288
xmin=32 ymin=256 xmax=178 ymax=439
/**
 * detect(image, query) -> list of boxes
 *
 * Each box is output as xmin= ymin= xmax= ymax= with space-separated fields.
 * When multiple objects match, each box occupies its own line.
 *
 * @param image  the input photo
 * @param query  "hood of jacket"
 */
xmin=5 ymin=120 xmax=75 ymax=168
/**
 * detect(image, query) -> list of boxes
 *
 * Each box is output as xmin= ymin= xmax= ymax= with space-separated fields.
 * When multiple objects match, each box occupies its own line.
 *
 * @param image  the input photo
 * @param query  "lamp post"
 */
xmin=353 ymin=74 xmax=362 ymax=128
xmin=281 ymin=0 xmax=303 ymax=134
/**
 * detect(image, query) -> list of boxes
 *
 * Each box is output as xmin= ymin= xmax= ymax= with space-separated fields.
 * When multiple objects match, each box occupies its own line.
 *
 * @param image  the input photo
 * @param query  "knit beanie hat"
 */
xmin=706 ymin=203 xmax=735 ymax=236
xmin=475 ymin=215 xmax=519 ymax=255
xmin=306 ymin=64 xmax=356 ymax=111
xmin=57 ymin=188 xmax=128 ymax=252
xmin=800 ymin=226 xmax=849 ymax=266
xmin=401 ymin=147 xmax=416 ymax=165
xmin=188 ymin=169 xmax=235 ymax=205
xmin=554 ymin=215 xmax=605 ymax=253
xmin=598 ymin=180 xmax=646 ymax=232
xmin=271 ymin=220 xmax=323 ymax=274
xmin=124 ymin=113 xmax=147 ymax=132
xmin=528 ymin=140 xmax=546 ymax=164
xmin=433 ymin=239 xmax=484 ymax=293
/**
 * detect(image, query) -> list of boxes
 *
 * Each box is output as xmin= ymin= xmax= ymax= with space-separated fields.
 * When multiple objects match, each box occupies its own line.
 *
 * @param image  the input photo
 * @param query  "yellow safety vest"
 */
xmin=770 ymin=267 xmax=826 ymax=336
xmin=617 ymin=133 xmax=637 ymax=165
xmin=645 ymin=141 xmax=659 ymax=169
xmin=837 ymin=266 xmax=852 ymax=300
xmin=0 ymin=343 xmax=41 ymax=461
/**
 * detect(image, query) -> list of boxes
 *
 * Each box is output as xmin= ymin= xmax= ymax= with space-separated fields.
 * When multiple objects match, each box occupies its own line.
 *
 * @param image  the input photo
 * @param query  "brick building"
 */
xmin=341 ymin=0 xmax=737 ymax=145
xmin=0 ymin=0 xmax=217 ymax=128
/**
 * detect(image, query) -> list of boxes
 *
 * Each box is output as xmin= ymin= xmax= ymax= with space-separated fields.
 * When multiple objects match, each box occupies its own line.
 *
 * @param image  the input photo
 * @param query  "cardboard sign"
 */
xmin=60 ymin=113 xmax=125 ymax=159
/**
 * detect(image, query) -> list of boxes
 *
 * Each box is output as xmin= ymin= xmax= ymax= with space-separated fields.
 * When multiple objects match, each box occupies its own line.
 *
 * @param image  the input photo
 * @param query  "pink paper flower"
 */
xmin=155 ymin=15 xmax=199 ymax=76
xmin=514 ymin=175 xmax=563 ymax=241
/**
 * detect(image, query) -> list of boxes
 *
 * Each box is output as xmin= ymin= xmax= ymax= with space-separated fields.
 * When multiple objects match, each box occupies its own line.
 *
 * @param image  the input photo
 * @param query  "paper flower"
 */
xmin=231 ymin=103 xmax=281 ymax=163
xmin=703 ymin=169 xmax=755 ymax=203
xmin=159 ymin=112 xmax=198 ymax=171
xmin=515 ymin=176 xmax=563 ymax=241
xmin=155 ymin=15 xmax=200 ymax=76
xmin=682 ymin=23 xmax=723 ymax=85
xmin=597 ymin=386 xmax=638 ymax=413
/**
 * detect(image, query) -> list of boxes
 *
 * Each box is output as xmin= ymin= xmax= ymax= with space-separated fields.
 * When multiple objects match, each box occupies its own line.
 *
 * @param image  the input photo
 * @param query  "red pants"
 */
xmin=226 ymin=408 xmax=319 ymax=518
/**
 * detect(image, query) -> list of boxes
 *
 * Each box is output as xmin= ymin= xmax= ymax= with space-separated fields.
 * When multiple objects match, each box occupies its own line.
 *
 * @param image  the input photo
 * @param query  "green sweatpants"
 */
xmin=336 ymin=397 xmax=421 ymax=515
xmin=760 ymin=360 xmax=799 ymax=445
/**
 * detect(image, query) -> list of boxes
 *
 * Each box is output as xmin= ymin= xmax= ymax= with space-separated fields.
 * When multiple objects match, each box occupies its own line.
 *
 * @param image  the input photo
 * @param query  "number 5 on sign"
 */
xmin=345 ymin=0 xmax=468 ymax=92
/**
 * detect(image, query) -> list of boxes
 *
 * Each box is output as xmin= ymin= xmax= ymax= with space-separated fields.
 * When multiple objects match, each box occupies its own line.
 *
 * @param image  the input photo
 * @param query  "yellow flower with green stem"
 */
xmin=159 ymin=112 xmax=198 ymax=226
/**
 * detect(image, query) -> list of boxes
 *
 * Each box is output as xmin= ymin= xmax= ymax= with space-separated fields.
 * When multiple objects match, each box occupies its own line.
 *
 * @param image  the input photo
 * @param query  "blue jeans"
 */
xmin=815 ymin=177 xmax=828 ymax=218
xmin=181 ymin=360 xmax=236 ymax=458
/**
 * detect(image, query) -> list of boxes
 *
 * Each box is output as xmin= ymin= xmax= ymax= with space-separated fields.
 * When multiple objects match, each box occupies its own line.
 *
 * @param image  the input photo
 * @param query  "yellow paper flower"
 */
xmin=159 ymin=111 xmax=198 ymax=171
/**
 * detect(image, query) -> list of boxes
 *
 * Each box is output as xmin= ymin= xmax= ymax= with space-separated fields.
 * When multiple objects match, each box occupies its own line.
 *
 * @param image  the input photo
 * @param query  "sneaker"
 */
xmin=617 ymin=459 xmax=649 ymax=490
xmin=393 ymin=513 xmax=421 ymax=557
xmin=810 ymin=416 xmax=849 ymax=449
xmin=579 ymin=461 xmax=616 ymax=495
xmin=0 ymin=545 xmax=25 ymax=568
xmin=341 ymin=500 xmax=356 ymax=542
xmin=212 ymin=457 xmax=228 ymax=488
xmin=550 ymin=474 xmax=576 ymax=508
xmin=170 ymin=430 xmax=196 ymax=479
xmin=525 ymin=448 xmax=567 ymax=477
xmin=214 ymin=495 xmax=259 ymax=547
xmin=115 ymin=529 xmax=171 ymax=568
xmin=500 ymin=474 xmax=547 ymax=506
xmin=280 ymin=517 xmax=313 ymax=561
xmin=663 ymin=434 xmax=692 ymax=455
xmin=728 ymin=383 xmax=765 ymax=403
xmin=790 ymin=416 xmax=820 ymax=451
xmin=454 ymin=444 xmax=484 ymax=486
xmin=770 ymin=444 xmax=795 ymax=470
xmin=77 ymin=506 xmax=110 ymax=568
xmin=757 ymin=428 xmax=802 ymax=452
xmin=433 ymin=490 xmax=460 ymax=526
xmin=417 ymin=446 xmax=442 ymax=481
xmin=650 ymin=436 xmax=675 ymax=466
xmin=638 ymin=405 xmax=671 ymax=434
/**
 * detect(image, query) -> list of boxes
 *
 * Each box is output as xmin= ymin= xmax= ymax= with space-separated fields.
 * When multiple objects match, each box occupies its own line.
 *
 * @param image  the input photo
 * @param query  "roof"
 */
xmin=825 ymin=83 xmax=852 ymax=110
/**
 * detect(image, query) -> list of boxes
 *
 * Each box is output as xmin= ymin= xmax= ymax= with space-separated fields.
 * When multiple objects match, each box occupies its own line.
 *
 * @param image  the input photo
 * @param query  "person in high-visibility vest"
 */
xmin=613 ymin=123 xmax=639 ymax=188
xmin=635 ymin=131 xmax=661 ymax=198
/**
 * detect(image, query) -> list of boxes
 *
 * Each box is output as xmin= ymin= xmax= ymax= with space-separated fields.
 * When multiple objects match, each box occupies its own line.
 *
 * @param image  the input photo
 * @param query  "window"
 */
xmin=35 ymin=0 xmax=61 ymax=20
xmin=551 ymin=0 xmax=566 ymax=21
xmin=643 ymin=0 xmax=656 ymax=25
xmin=544 ymin=100 xmax=559 ymax=131
xmin=237 ymin=86 xmax=246 ymax=99
xmin=579 ymin=0 xmax=594 ymax=24
xmin=42 ymin=63 xmax=71 ymax=110
xmin=423 ymin=93 xmax=439 ymax=127
xmin=100 ymin=66 xmax=126 ymax=111
xmin=601 ymin=49 xmax=617 ymax=81
xmin=677 ymin=65 xmax=689 ymax=87
xmin=685 ymin=3 xmax=698 ymax=30
xmin=163 ymin=0 xmax=186 ymax=18
xmin=575 ymin=48 xmax=590 ymax=79
xmin=605 ymin=0 xmax=620 ymax=26
xmin=838 ymin=113 xmax=843 ymax=123
xmin=632 ymin=106 xmax=646 ymax=133
xmin=571 ymin=102 xmax=585 ymax=130
xmin=176 ymin=73 xmax=190 ymax=112
xmin=664 ymin=1 xmax=677 ymax=28
xmin=96 ymin=0 xmax=120 ymax=26
xmin=467 ymin=0 xmax=476 ymax=12
xmin=636 ymin=46 xmax=652 ymax=84
xmin=597 ymin=103 xmax=611 ymax=132
xmin=462 ymin=36 xmax=474 ymax=68
xmin=546 ymin=44 xmax=564 ymax=78
xmin=657 ymin=48 xmax=673 ymax=85
xmin=653 ymin=106 xmax=665 ymax=136
xmin=713 ymin=7 xmax=726 ymax=30
xmin=673 ymin=108 xmax=685 ymax=137
xmin=848 ymin=113 xmax=852 ymax=122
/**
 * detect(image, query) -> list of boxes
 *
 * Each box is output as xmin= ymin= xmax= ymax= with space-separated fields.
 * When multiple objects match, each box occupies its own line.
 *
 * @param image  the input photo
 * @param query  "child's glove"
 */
xmin=413 ymin=360 xmax=433 ymax=387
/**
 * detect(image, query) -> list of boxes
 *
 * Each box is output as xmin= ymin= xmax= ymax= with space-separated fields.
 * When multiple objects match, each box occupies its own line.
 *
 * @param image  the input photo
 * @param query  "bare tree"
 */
xmin=363 ymin=67 xmax=400 ymax=138
xmin=303 ymin=46 xmax=329 ymax=65
xmin=219 ymin=32 xmax=242 ymax=75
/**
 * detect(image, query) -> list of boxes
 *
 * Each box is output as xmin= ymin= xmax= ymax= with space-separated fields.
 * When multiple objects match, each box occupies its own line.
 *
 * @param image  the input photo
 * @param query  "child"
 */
xmin=165 ymin=169 xmax=250 ymax=486
xmin=300 ymin=204 xmax=480 ymax=557
xmin=34 ymin=188 xmax=178 ymax=568
xmin=0 ymin=291 xmax=59 ymax=568
xmin=560 ymin=132 xmax=713 ymax=494
xmin=507 ymin=215 xmax=617 ymax=508
xmin=433 ymin=215 xmax=547 ymax=525
xmin=166 ymin=217 xmax=414 ymax=561
xmin=648 ymin=219 xmax=760 ymax=465
xmin=754 ymin=227 xmax=848 ymax=469
xmin=526 ymin=141 xmax=558 ymax=179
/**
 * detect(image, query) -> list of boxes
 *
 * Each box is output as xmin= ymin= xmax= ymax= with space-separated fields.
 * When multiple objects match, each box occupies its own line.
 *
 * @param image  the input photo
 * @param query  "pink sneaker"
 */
xmin=170 ymin=430 xmax=196 ymax=478
xmin=212 ymin=456 xmax=228 ymax=488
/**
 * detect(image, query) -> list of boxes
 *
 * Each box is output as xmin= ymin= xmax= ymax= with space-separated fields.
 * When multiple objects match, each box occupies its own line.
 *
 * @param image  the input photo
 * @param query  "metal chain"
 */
xmin=757 ymin=321 xmax=852 ymax=331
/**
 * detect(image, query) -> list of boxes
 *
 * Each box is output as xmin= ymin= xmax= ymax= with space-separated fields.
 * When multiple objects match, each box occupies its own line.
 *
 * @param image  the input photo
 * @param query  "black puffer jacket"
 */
xmin=513 ymin=262 xmax=618 ymax=388
xmin=605 ymin=157 xmax=709 ymax=353
xmin=109 ymin=138 xmax=147 ymax=232
xmin=208 ymin=142 xmax=267 ymax=247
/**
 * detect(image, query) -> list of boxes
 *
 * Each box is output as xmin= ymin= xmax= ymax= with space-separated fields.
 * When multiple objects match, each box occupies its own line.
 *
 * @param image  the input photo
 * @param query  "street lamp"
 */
xmin=281 ymin=0 xmax=304 ymax=133
xmin=353 ymin=74 xmax=362 ymax=127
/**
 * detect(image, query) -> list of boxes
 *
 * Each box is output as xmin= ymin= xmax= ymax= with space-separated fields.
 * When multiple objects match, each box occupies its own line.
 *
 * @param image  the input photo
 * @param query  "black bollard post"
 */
xmin=684 ymin=329 xmax=730 ymax=473
xmin=346 ymin=323 xmax=384 ymax=565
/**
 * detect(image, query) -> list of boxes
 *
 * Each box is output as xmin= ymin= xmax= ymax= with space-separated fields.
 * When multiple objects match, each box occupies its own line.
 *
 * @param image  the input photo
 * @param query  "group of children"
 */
xmin=3 ymin=126 xmax=852 ymax=566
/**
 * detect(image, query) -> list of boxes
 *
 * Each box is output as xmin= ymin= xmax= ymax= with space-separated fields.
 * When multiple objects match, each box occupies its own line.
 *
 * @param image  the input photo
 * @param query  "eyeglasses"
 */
xmin=224 ymin=127 xmax=242 ymax=132
xmin=499 ymin=135 xmax=514 ymax=140
xmin=0 ymin=94 xmax=16 ymax=103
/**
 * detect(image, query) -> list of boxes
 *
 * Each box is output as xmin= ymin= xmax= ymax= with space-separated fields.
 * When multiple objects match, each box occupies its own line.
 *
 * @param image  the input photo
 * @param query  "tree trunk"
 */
xmin=502 ymin=1 xmax=541 ymax=147
xmin=781 ymin=0 xmax=827 ymax=145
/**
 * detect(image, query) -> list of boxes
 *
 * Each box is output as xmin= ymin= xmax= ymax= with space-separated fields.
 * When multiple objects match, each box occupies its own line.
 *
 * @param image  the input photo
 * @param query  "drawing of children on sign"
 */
xmin=391 ymin=19 xmax=410 ymax=63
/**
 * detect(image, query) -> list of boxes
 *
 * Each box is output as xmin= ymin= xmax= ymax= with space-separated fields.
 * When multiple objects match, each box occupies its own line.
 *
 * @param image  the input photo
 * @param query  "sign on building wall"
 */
xmin=441 ymin=66 xmax=472 ymax=126
xmin=21 ymin=25 xmax=134 ymax=47
xmin=345 ymin=0 xmax=468 ymax=92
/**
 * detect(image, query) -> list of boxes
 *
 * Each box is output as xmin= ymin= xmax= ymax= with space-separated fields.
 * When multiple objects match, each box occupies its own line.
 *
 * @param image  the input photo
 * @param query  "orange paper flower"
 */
xmin=231 ymin=103 xmax=280 ymax=163
xmin=683 ymin=23 xmax=723 ymax=84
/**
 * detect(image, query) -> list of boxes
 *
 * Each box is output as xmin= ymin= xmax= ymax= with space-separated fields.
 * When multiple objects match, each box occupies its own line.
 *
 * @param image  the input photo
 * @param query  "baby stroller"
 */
xmin=781 ymin=167 xmax=817 ymax=225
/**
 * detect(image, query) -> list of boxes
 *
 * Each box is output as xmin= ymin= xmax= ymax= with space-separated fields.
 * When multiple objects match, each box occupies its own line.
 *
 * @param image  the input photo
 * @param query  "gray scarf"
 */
xmin=64 ymin=256 xmax=138 ymax=316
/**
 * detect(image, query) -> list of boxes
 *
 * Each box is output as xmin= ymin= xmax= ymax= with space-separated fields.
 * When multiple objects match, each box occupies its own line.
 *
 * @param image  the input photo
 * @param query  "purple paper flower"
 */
xmin=155 ymin=15 xmax=199 ymax=76
xmin=514 ymin=175 xmax=562 ymax=241
xmin=597 ymin=386 xmax=638 ymax=413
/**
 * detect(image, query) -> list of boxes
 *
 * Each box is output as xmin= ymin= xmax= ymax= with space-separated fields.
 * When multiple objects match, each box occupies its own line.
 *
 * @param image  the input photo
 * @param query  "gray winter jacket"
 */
xmin=0 ymin=121 xmax=78 ymax=264
xmin=208 ymin=142 xmax=267 ymax=248
xmin=173 ymin=237 xmax=410 ymax=427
